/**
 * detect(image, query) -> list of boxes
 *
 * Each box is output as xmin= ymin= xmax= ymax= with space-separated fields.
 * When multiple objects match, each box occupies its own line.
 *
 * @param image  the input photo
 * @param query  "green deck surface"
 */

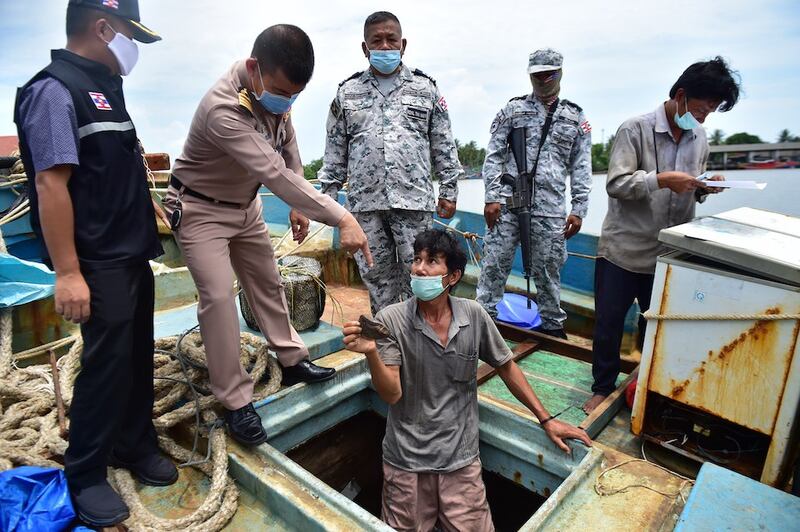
xmin=480 ymin=350 xmax=625 ymax=426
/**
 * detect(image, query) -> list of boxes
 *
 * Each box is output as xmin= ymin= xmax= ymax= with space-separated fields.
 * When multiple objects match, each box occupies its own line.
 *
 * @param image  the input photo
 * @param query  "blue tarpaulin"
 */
xmin=0 ymin=466 xmax=76 ymax=532
xmin=0 ymin=253 xmax=55 ymax=308
xmin=496 ymin=292 xmax=542 ymax=329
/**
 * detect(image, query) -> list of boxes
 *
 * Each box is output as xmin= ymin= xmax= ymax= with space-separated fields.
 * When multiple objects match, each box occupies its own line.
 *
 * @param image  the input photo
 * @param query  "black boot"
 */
xmin=71 ymin=480 xmax=129 ymax=527
xmin=281 ymin=360 xmax=336 ymax=386
xmin=109 ymin=451 xmax=178 ymax=486
xmin=536 ymin=327 xmax=568 ymax=340
xmin=224 ymin=403 xmax=268 ymax=446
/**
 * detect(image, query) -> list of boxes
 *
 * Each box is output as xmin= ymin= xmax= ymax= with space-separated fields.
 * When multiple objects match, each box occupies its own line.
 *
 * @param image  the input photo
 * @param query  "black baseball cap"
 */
xmin=68 ymin=0 xmax=161 ymax=43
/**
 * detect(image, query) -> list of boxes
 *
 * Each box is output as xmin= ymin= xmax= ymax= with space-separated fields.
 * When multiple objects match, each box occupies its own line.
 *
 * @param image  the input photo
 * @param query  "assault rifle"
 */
xmin=498 ymin=99 xmax=559 ymax=309
xmin=500 ymin=127 xmax=534 ymax=308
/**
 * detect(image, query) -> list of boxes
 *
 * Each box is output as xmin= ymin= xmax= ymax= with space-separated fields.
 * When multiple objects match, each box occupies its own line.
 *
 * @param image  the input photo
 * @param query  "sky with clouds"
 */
xmin=1 ymin=0 xmax=799 ymax=163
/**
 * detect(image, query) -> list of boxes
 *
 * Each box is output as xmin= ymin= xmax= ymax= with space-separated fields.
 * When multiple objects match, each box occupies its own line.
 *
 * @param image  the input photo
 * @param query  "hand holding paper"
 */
xmin=696 ymin=172 xmax=766 ymax=191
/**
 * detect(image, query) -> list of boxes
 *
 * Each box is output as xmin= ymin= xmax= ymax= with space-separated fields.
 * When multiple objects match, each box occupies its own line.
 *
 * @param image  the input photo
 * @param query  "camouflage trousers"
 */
xmin=477 ymin=210 xmax=568 ymax=329
xmin=354 ymin=209 xmax=433 ymax=315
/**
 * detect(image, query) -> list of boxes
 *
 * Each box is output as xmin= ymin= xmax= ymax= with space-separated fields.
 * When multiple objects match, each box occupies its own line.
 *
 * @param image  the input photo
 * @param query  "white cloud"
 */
xmin=1 ymin=0 xmax=799 ymax=160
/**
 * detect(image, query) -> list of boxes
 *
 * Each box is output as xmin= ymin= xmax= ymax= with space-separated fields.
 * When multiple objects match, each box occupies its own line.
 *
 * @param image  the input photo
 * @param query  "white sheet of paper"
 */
xmin=703 ymin=180 xmax=767 ymax=190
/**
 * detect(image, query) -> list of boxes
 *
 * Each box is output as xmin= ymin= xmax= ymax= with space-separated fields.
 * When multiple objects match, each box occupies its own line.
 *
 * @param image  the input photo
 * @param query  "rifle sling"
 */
xmin=528 ymin=98 xmax=560 ymax=196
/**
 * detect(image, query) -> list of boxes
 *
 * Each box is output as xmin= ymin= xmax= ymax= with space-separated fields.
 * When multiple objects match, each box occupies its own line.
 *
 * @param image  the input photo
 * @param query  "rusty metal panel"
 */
xmin=646 ymin=253 xmax=800 ymax=435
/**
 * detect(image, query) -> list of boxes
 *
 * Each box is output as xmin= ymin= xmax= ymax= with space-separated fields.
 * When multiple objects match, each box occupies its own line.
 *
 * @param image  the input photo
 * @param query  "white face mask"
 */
xmin=103 ymin=23 xmax=139 ymax=76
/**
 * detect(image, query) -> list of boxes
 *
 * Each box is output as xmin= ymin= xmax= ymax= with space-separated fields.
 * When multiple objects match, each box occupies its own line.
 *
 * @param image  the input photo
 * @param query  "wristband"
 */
xmin=540 ymin=415 xmax=555 ymax=425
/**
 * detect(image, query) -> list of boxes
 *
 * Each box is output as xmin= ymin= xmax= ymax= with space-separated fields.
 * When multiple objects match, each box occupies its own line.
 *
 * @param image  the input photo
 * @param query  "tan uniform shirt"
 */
xmin=597 ymin=103 xmax=709 ymax=274
xmin=172 ymin=60 xmax=346 ymax=226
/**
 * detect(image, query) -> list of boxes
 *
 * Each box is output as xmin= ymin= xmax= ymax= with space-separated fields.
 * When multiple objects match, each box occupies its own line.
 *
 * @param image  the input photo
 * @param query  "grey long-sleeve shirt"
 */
xmin=597 ymin=104 xmax=709 ymax=274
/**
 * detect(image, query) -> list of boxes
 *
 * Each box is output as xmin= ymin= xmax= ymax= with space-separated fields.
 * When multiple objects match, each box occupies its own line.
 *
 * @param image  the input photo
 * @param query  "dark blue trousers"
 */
xmin=590 ymin=258 xmax=654 ymax=396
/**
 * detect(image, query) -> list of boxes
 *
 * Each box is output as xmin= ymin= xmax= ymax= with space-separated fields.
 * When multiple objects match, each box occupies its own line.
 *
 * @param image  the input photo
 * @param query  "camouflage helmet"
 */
xmin=528 ymin=48 xmax=563 ymax=74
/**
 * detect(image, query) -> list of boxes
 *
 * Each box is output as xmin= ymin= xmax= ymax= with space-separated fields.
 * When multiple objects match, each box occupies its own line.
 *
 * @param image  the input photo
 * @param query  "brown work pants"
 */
xmin=167 ymin=191 xmax=308 ymax=410
xmin=381 ymin=459 xmax=495 ymax=532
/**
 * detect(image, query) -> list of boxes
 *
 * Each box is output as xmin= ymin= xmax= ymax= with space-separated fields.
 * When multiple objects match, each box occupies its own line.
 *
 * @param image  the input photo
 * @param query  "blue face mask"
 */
xmin=254 ymin=63 xmax=299 ymax=114
xmin=369 ymin=49 xmax=402 ymax=75
xmin=674 ymin=97 xmax=700 ymax=130
xmin=410 ymin=274 xmax=450 ymax=301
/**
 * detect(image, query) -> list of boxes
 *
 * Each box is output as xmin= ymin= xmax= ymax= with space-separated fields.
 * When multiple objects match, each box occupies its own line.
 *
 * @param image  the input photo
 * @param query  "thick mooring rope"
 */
xmin=0 ymin=232 xmax=282 ymax=530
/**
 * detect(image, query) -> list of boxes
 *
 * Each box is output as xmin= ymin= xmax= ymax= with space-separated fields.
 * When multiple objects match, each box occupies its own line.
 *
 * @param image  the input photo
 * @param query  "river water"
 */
xmin=436 ymin=169 xmax=800 ymax=236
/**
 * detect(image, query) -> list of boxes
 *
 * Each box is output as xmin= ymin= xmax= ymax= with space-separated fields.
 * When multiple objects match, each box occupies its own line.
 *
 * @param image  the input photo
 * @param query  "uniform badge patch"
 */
xmin=580 ymin=121 xmax=592 ymax=134
xmin=102 ymin=0 xmax=119 ymax=8
xmin=89 ymin=92 xmax=112 ymax=111
xmin=436 ymin=96 xmax=448 ymax=112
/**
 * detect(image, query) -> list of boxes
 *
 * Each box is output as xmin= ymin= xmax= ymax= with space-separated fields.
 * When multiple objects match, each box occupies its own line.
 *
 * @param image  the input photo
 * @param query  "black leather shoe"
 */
xmin=72 ymin=480 xmax=129 ymax=527
xmin=281 ymin=360 xmax=336 ymax=386
xmin=110 ymin=451 xmax=178 ymax=486
xmin=224 ymin=403 xmax=268 ymax=446
xmin=536 ymin=327 xmax=568 ymax=340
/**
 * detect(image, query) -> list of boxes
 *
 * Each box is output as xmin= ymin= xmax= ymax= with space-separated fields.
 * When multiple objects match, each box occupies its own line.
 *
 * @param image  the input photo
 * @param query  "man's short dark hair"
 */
xmin=413 ymin=229 xmax=468 ymax=286
xmin=669 ymin=56 xmax=741 ymax=112
xmin=251 ymin=25 xmax=315 ymax=85
xmin=66 ymin=5 xmax=101 ymax=37
xmin=364 ymin=11 xmax=402 ymax=39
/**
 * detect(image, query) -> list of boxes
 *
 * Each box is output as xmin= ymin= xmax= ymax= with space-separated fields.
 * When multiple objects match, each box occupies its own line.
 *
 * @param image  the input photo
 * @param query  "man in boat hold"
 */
xmin=477 ymin=48 xmax=592 ymax=340
xmin=164 ymin=26 xmax=373 ymax=446
xmin=583 ymin=57 xmax=740 ymax=414
xmin=343 ymin=229 xmax=592 ymax=531
xmin=13 ymin=0 xmax=175 ymax=526
xmin=318 ymin=11 xmax=464 ymax=315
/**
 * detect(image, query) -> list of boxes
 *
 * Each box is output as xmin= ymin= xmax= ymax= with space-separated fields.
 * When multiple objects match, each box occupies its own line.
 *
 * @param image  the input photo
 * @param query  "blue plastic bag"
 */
xmin=0 ymin=466 xmax=76 ymax=532
xmin=0 ymin=253 xmax=55 ymax=308
xmin=496 ymin=292 xmax=542 ymax=329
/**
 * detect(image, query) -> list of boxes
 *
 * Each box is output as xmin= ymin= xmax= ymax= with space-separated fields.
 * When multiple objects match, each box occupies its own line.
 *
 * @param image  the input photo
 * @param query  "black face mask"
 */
xmin=531 ymin=70 xmax=562 ymax=102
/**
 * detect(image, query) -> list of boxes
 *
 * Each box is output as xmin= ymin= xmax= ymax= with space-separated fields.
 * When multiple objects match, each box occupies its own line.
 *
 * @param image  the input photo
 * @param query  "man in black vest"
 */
xmin=14 ymin=0 xmax=175 ymax=526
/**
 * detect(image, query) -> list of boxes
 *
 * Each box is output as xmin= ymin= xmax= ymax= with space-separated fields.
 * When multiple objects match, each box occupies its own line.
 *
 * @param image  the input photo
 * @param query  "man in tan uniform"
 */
xmin=164 ymin=25 xmax=372 ymax=446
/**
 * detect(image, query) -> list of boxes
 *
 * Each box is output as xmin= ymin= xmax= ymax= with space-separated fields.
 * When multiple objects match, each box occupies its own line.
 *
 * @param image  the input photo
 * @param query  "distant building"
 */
xmin=708 ymin=141 xmax=800 ymax=170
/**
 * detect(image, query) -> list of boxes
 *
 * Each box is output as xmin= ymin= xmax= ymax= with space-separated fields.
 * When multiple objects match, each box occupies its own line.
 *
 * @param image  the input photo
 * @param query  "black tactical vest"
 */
xmin=14 ymin=49 xmax=162 ymax=268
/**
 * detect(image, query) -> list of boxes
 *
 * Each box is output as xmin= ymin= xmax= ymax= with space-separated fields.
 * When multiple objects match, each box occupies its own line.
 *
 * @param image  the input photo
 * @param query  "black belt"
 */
xmin=170 ymin=175 xmax=250 ymax=209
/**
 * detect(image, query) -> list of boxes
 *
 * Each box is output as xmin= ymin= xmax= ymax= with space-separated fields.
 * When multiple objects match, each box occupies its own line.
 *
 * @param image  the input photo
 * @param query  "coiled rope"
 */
xmin=0 ymin=227 xmax=283 ymax=530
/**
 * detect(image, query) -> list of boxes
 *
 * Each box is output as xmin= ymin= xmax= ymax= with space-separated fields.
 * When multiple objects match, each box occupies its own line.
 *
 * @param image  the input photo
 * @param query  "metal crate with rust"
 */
xmin=631 ymin=208 xmax=800 ymax=488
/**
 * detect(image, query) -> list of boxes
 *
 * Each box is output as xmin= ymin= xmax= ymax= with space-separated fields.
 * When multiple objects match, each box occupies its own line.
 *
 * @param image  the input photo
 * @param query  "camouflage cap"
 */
xmin=528 ymin=48 xmax=563 ymax=74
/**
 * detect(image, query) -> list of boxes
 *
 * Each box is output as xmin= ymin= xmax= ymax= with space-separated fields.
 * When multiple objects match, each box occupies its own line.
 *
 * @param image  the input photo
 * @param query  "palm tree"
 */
xmin=709 ymin=129 xmax=725 ymax=146
xmin=778 ymin=129 xmax=794 ymax=143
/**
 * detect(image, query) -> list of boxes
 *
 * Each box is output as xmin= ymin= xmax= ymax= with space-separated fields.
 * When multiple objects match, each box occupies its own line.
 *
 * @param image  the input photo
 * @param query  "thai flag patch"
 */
xmin=437 ymin=96 xmax=448 ymax=112
xmin=89 ymin=92 xmax=112 ymax=111
xmin=102 ymin=0 xmax=119 ymax=8
xmin=580 ymin=121 xmax=592 ymax=134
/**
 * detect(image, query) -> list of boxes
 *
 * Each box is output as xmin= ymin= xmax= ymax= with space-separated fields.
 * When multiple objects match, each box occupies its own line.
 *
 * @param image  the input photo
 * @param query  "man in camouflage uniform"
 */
xmin=476 ymin=49 xmax=592 ymax=339
xmin=318 ymin=11 xmax=463 ymax=315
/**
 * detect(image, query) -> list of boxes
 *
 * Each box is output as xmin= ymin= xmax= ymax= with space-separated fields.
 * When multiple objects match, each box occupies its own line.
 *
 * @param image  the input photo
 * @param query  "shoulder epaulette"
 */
xmin=561 ymin=99 xmax=583 ymax=112
xmin=412 ymin=68 xmax=437 ymax=85
xmin=237 ymin=88 xmax=254 ymax=115
xmin=339 ymin=71 xmax=363 ymax=87
xmin=509 ymin=94 xmax=528 ymax=102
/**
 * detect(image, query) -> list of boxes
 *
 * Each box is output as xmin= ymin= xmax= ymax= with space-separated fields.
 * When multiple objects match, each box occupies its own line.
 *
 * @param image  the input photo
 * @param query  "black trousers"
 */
xmin=590 ymin=258 xmax=654 ymax=396
xmin=64 ymin=261 xmax=158 ymax=489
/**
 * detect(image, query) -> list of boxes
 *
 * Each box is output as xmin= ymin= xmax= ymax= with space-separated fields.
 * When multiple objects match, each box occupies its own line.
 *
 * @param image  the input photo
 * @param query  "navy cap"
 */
xmin=68 ymin=0 xmax=161 ymax=43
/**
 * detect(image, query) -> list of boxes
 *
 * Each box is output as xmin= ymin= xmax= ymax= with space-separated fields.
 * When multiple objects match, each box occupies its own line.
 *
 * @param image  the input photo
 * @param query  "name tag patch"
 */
xmin=89 ymin=92 xmax=112 ymax=111
xmin=406 ymin=105 xmax=429 ymax=122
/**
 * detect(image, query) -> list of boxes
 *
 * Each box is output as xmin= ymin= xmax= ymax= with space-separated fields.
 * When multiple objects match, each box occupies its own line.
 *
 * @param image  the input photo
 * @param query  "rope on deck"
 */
xmin=643 ymin=312 xmax=800 ymax=321
xmin=594 ymin=456 xmax=694 ymax=502
xmin=0 ymin=226 xmax=282 ymax=530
